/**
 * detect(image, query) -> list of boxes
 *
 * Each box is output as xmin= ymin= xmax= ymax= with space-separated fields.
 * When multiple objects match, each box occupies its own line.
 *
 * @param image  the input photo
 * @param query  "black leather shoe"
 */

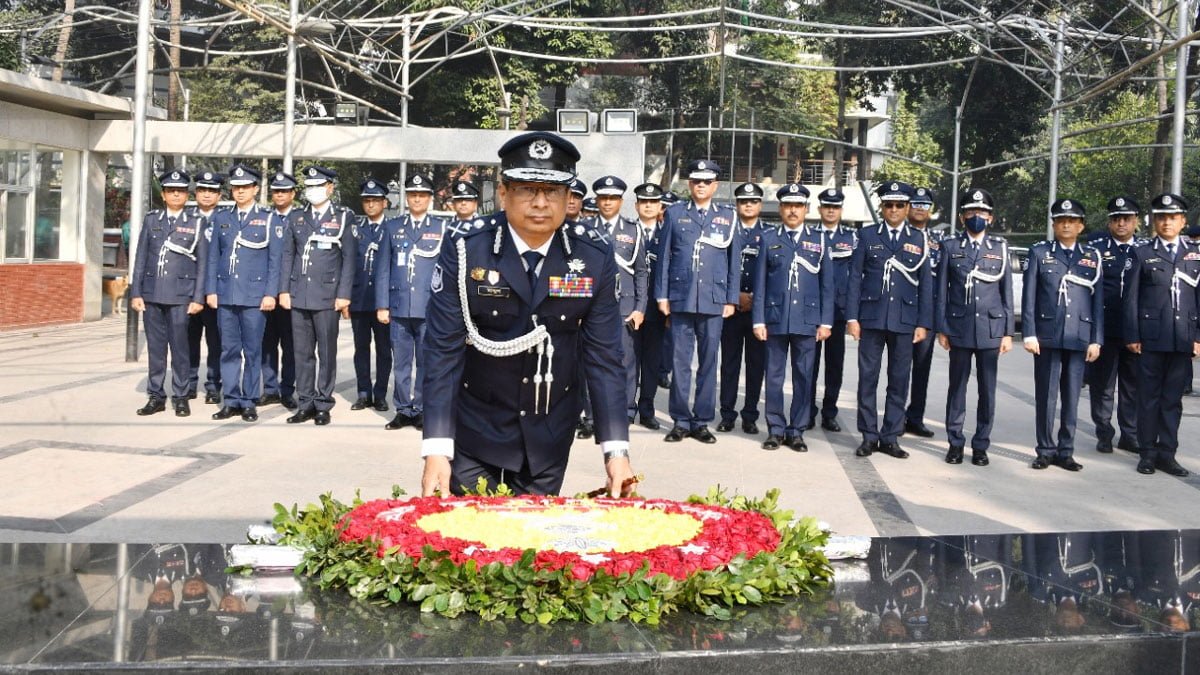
xmin=287 ymin=409 xmax=316 ymax=424
xmin=1137 ymin=458 xmax=1157 ymax=475
xmin=878 ymin=442 xmax=909 ymax=459
xmin=373 ymin=399 xmax=389 ymax=412
xmin=385 ymin=413 xmax=410 ymax=430
xmin=945 ymin=445 xmax=964 ymax=464
xmin=904 ymin=421 xmax=935 ymax=438
xmin=258 ymin=393 xmax=282 ymax=406
xmin=350 ymin=397 xmax=372 ymax=411
xmin=241 ymin=406 xmax=258 ymax=422
xmin=576 ymin=422 xmax=594 ymax=439
xmin=762 ymin=435 xmax=782 ymax=450
xmin=638 ymin=415 xmax=662 ymax=430
xmin=788 ymin=436 xmax=808 ymax=453
xmin=664 ymin=426 xmax=688 ymax=442
xmin=281 ymin=396 xmax=298 ymax=410
xmin=137 ymin=398 xmax=166 ymax=416
xmin=658 ymin=375 xmax=670 ymax=389
xmin=174 ymin=400 xmax=190 ymax=417
xmin=412 ymin=413 xmax=424 ymax=429
xmin=855 ymin=440 xmax=876 ymax=457
xmin=1031 ymin=456 xmax=1050 ymax=470
xmin=802 ymin=421 xmax=815 ymax=431
xmin=186 ymin=391 xmax=198 ymax=400
xmin=1117 ymin=438 xmax=1139 ymax=453
xmin=716 ymin=420 xmax=735 ymax=432
xmin=1096 ymin=439 xmax=1113 ymax=454
xmin=972 ymin=450 xmax=990 ymax=467
xmin=314 ymin=411 xmax=331 ymax=426
xmin=204 ymin=392 xmax=221 ymax=405
xmin=691 ymin=426 xmax=717 ymax=444
xmin=1156 ymin=458 xmax=1189 ymax=477
xmin=742 ymin=421 xmax=760 ymax=435
xmin=821 ymin=417 xmax=841 ymax=432
xmin=212 ymin=406 xmax=241 ymax=420
xmin=1056 ymin=457 xmax=1083 ymax=472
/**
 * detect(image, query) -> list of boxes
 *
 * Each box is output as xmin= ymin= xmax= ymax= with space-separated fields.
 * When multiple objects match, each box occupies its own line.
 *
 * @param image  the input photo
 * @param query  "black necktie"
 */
xmin=1065 ymin=248 xmax=1073 ymax=263
xmin=698 ymin=208 xmax=707 ymax=221
xmin=1168 ymin=243 xmax=1177 ymax=261
xmin=971 ymin=240 xmax=979 ymax=252
xmin=522 ymin=251 xmax=542 ymax=290
xmin=238 ymin=211 xmax=248 ymax=224
xmin=168 ymin=215 xmax=176 ymax=228
xmin=1119 ymin=243 xmax=1130 ymax=255
xmin=890 ymin=230 xmax=899 ymax=246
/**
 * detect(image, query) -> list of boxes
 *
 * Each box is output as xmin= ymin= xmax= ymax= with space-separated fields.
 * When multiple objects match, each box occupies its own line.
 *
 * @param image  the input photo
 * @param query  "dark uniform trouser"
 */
xmin=261 ymin=307 xmax=294 ymax=398
xmin=1033 ymin=348 xmax=1085 ymax=459
xmin=669 ymin=312 xmax=723 ymax=429
xmin=719 ymin=311 xmax=765 ymax=425
xmin=1136 ymin=350 xmax=1191 ymax=461
xmin=764 ymin=333 xmax=816 ymax=437
xmin=1087 ymin=341 xmax=1138 ymax=445
xmin=292 ymin=308 xmax=340 ymax=412
xmin=144 ymin=302 xmax=191 ymax=401
xmin=450 ymin=444 xmax=569 ymax=496
xmin=635 ymin=304 xmax=667 ymax=419
xmin=390 ymin=317 xmax=426 ymax=415
xmin=349 ymin=311 xmax=391 ymax=401
xmin=857 ymin=328 xmax=914 ymax=444
xmin=907 ymin=331 xmax=936 ymax=424
xmin=811 ymin=320 xmax=847 ymax=422
xmin=945 ymin=347 xmax=999 ymax=451
xmin=218 ymin=305 xmax=267 ymax=408
xmin=187 ymin=306 xmax=221 ymax=395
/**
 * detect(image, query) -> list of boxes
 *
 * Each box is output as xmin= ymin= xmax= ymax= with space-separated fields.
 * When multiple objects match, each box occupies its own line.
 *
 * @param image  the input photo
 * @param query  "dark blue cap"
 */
xmin=1050 ymin=198 xmax=1086 ymax=219
xmin=582 ymin=197 xmax=598 ymax=212
xmin=661 ymin=191 xmax=680 ymax=205
xmin=405 ymin=173 xmax=434 ymax=193
xmin=776 ymin=183 xmax=810 ymax=204
xmin=195 ymin=171 xmax=224 ymax=190
xmin=268 ymin=171 xmax=297 ymax=191
xmin=1106 ymin=196 xmax=1139 ymax=216
xmin=450 ymin=180 xmax=480 ymax=200
xmin=227 ymin=163 xmax=260 ymax=186
xmin=960 ymin=188 xmax=994 ymax=211
xmin=360 ymin=177 xmax=387 ymax=197
xmin=301 ymin=165 xmax=337 ymax=186
xmin=498 ymin=131 xmax=579 ymax=184
xmin=592 ymin=175 xmax=627 ymax=196
xmin=1150 ymin=193 xmax=1188 ymax=214
xmin=568 ymin=178 xmax=587 ymax=197
xmin=911 ymin=187 xmax=935 ymax=206
xmin=875 ymin=181 xmax=912 ymax=202
xmin=817 ymin=188 xmax=844 ymax=206
xmin=634 ymin=183 xmax=664 ymax=200
xmin=685 ymin=159 xmax=720 ymax=180
xmin=158 ymin=168 xmax=190 ymax=189
xmin=735 ymin=183 xmax=764 ymax=200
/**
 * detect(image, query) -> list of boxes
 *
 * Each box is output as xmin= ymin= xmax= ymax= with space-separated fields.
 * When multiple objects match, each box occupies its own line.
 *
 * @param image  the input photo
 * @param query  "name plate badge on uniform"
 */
xmin=397 ymin=252 xmax=407 ymax=267
xmin=549 ymin=274 xmax=594 ymax=298
xmin=478 ymin=286 xmax=511 ymax=298
xmin=318 ymin=241 xmax=333 ymax=250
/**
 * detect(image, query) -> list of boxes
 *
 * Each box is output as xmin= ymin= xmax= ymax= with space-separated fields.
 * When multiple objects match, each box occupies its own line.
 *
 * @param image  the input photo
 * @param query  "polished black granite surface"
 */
xmin=1 ymin=531 xmax=1197 ymax=672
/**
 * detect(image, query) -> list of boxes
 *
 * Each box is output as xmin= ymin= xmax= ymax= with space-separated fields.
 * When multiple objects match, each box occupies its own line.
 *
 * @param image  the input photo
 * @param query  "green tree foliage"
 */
xmin=874 ymin=93 xmax=943 ymax=188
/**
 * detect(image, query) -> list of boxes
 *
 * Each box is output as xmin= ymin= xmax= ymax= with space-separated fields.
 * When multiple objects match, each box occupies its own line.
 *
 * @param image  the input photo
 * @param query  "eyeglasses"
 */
xmin=910 ymin=204 xmax=931 ymax=210
xmin=690 ymin=179 xmax=715 ymax=186
xmin=881 ymin=203 xmax=908 ymax=209
xmin=507 ymin=184 xmax=569 ymax=201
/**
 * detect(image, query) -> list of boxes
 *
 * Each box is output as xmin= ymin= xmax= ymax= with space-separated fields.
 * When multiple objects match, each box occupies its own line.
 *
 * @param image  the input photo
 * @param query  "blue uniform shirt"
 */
xmin=205 ymin=204 xmax=282 ymax=306
xmin=130 ymin=209 xmax=209 ymax=305
xmin=846 ymin=222 xmax=934 ymax=332
xmin=820 ymin=223 xmax=857 ymax=322
xmin=935 ymin=233 xmax=1014 ymax=349
xmin=653 ymin=200 xmax=742 ymax=314
xmin=1093 ymin=235 xmax=1146 ymax=339
xmin=595 ymin=215 xmax=648 ymax=317
xmin=280 ymin=204 xmax=357 ymax=310
xmin=751 ymin=225 xmax=835 ymax=335
xmin=374 ymin=213 xmax=447 ymax=318
xmin=350 ymin=216 xmax=388 ymax=312
xmin=1021 ymin=240 xmax=1104 ymax=350
xmin=1123 ymin=237 xmax=1200 ymax=352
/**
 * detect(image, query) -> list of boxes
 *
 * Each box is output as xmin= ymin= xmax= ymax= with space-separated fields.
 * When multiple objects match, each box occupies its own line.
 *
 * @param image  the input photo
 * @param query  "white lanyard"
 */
xmin=963 ymin=238 xmax=1007 ymax=302
xmin=228 ymin=208 xmax=268 ymax=274
xmin=882 ymin=227 xmax=928 ymax=292
xmin=301 ymin=210 xmax=345 ymax=274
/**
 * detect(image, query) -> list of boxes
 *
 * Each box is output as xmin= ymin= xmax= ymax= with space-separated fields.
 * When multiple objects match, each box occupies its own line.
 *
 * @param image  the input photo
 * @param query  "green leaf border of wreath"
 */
xmin=263 ymin=483 xmax=832 ymax=625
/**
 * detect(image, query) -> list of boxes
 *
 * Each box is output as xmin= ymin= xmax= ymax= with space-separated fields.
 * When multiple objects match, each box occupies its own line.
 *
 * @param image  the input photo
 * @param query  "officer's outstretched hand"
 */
xmin=605 ymin=456 xmax=636 ymax=498
xmin=912 ymin=327 xmax=927 ymax=344
xmin=260 ymin=295 xmax=276 ymax=311
xmin=278 ymin=292 xmax=292 ymax=310
xmin=130 ymin=297 xmax=146 ymax=313
xmin=1024 ymin=337 xmax=1040 ymax=355
xmin=186 ymin=302 xmax=203 ymax=315
xmin=421 ymin=456 xmax=452 ymax=497
xmin=999 ymin=335 xmax=1012 ymax=354
xmin=1085 ymin=343 xmax=1101 ymax=362
xmin=847 ymin=320 xmax=861 ymax=340
xmin=722 ymin=304 xmax=735 ymax=319
xmin=658 ymin=300 xmax=670 ymax=316
xmin=937 ymin=333 xmax=951 ymax=351
xmin=376 ymin=309 xmax=390 ymax=325
xmin=206 ymin=293 xmax=218 ymax=309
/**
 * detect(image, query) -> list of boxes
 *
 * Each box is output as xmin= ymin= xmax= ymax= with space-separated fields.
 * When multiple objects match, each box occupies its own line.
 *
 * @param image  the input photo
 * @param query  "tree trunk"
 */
xmin=1150 ymin=0 xmax=1169 ymax=193
xmin=168 ymin=0 xmax=182 ymax=120
xmin=51 ymin=0 xmax=75 ymax=82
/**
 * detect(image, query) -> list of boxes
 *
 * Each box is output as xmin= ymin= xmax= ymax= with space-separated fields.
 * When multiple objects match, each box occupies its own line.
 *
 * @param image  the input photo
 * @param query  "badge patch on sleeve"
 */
xmin=548 ymin=274 xmax=594 ymax=298
xmin=431 ymin=263 xmax=444 ymax=293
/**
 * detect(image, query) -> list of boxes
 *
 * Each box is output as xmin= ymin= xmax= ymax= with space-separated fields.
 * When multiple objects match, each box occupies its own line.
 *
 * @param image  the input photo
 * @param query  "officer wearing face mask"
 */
xmin=934 ymin=189 xmax=1014 ymax=467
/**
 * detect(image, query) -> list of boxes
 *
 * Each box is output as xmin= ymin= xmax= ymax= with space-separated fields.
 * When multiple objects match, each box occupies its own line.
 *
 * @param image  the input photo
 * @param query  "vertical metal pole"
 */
xmin=665 ymin=108 xmax=675 ymax=187
xmin=951 ymin=106 xmax=962 ymax=237
xmin=180 ymin=86 xmax=190 ymax=171
xmin=706 ymin=105 xmax=713 ymax=159
xmin=399 ymin=16 xmax=410 ymax=196
xmin=728 ymin=102 xmax=736 ymax=200
xmin=125 ymin=0 xmax=152 ymax=362
xmin=113 ymin=543 xmax=129 ymax=662
xmin=283 ymin=0 xmax=297 ymax=174
xmin=748 ymin=108 xmax=755 ymax=183
xmin=1171 ymin=0 xmax=1190 ymax=193
xmin=1046 ymin=18 xmax=1065 ymax=240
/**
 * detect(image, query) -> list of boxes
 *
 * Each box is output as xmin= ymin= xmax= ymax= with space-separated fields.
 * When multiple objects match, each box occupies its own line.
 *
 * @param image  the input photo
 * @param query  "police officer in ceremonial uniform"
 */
xmin=1021 ymin=198 xmax=1103 ymax=471
xmin=751 ymin=183 xmax=834 ymax=451
xmin=1123 ymin=192 xmax=1199 ymax=477
xmin=655 ymin=159 xmax=742 ymax=444
xmin=376 ymin=173 xmax=448 ymax=430
xmin=419 ymin=131 xmax=634 ymax=497
xmin=905 ymin=187 xmax=941 ymax=438
xmin=348 ymin=178 xmax=392 ymax=412
xmin=632 ymin=182 xmax=667 ymax=429
xmin=566 ymin=178 xmax=586 ymax=222
xmin=280 ymin=166 xmax=356 ymax=426
xmin=205 ymin=164 xmax=282 ymax=422
xmin=581 ymin=197 xmax=599 ymax=220
xmin=809 ymin=187 xmax=856 ymax=432
xmin=1087 ymin=196 xmax=1145 ymax=453
xmin=718 ymin=182 xmax=767 ymax=435
xmin=131 ymin=169 xmax=209 ymax=417
xmin=260 ymin=171 xmax=298 ymax=409
xmin=847 ymin=181 xmax=933 ymax=460
xmin=447 ymin=179 xmax=482 ymax=237
xmin=935 ymin=189 xmax=1014 ymax=466
xmin=186 ymin=170 xmax=224 ymax=405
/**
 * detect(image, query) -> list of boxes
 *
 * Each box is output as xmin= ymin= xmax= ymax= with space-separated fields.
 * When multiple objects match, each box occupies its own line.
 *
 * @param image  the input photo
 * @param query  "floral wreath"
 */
xmin=272 ymin=487 xmax=831 ymax=624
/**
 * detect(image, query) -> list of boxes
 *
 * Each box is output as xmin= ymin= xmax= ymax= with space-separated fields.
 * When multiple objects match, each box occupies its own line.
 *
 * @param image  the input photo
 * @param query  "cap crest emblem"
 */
xmin=367 ymin=181 xmax=376 ymax=189
xmin=308 ymin=168 xmax=317 ymax=177
xmin=697 ymin=161 xmax=707 ymax=170
xmin=1063 ymin=200 xmax=1073 ymax=210
xmin=890 ymin=183 xmax=899 ymax=191
xmin=789 ymin=184 xmax=799 ymax=193
xmin=604 ymin=177 xmax=614 ymax=186
xmin=529 ymin=139 xmax=553 ymax=160
xmin=1116 ymin=198 xmax=1126 ymax=207
xmin=413 ymin=176 xmax=422 ymax=185
xmin=457 ymin=184 xmax=466 ymax=193
xmin=973 ymin=191 xmax=983 ymax=201
xmin=1164 ymin=195 xmax=1174 ymax=205
xmin=234 ymin=168 xmax=245 ymax=177
xmin=171 ymin=171 xmax=180 ymax=180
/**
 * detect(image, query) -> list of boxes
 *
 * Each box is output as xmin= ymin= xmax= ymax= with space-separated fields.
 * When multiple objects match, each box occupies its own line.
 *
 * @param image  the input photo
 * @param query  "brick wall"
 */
xmin=0 ymin=263 xmax=85 ymax=329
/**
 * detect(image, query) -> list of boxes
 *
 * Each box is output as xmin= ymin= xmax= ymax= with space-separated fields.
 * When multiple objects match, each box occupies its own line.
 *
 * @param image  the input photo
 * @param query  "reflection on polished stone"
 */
xmin=0 ymin=531 xmax=1196 ymax=669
